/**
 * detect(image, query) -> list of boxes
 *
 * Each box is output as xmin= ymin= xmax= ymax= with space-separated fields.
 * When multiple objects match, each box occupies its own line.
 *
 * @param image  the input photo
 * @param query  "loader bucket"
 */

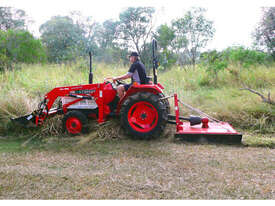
xmin=175 ymin=121 xmax=242 ymax=144
xmin=11 ymin=113 xmax=36 ymax=128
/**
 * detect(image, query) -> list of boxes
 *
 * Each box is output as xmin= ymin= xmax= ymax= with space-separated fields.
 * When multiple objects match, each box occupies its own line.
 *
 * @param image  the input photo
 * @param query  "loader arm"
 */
xmin=35 ymin=87 xmax=75 ymax=125
xmin=12 ymin=83 xmax=110 ymax=127
xmin=36 ymin=83 xmax=107 ymax=125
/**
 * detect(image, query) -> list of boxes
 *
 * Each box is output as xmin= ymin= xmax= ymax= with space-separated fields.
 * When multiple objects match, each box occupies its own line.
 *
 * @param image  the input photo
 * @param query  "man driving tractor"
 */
xmin=107 ymin=52 xmax=147 ymax=99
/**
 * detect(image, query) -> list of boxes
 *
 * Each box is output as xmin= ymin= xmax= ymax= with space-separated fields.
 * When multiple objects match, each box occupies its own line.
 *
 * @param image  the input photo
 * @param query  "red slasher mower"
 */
xmin=12 ymin=40 xmax=242 ymax=143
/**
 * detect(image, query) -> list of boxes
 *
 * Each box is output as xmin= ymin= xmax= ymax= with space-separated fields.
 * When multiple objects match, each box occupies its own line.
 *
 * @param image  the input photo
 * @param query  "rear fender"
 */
xmin=116 ymin=84 xmax=164 ymax=113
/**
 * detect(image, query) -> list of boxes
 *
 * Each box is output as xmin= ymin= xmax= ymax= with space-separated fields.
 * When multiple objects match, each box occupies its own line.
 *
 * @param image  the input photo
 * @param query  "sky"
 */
xmin=1 ymin=0 xmax=274 ymax=51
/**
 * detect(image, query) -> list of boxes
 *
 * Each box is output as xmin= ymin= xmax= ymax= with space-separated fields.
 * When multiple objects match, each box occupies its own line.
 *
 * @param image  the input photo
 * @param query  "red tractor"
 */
xmin=12 ymin=40 xmax=242 ymax=142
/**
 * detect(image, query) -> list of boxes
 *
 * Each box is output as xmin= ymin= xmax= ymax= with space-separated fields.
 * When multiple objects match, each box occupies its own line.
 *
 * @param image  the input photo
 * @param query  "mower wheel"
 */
xmin=63 ymin=111 xmax=89 ymax=136
xmin=120 ymin=92 xmax=168 ymax=139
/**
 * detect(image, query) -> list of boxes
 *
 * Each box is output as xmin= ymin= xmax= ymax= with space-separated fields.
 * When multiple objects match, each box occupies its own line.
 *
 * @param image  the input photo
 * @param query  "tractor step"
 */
xmin=175 ymin=121 xmax=242 ymax=143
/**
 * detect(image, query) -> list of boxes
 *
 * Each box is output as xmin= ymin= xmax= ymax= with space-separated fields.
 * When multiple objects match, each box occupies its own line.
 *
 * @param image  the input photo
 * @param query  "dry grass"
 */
xmin=0 ymin=135 xmax=274 ymax=199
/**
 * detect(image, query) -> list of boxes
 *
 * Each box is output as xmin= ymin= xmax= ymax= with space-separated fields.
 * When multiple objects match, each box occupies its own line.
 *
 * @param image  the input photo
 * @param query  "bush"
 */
xmin=223 ymin=46 xmax=270 ymax=68
xmin=0 ymin=30 xmax=47 ymax=70
xmin=200 ymin=47 xmax=273 ymax=83
xmin=200 ymin=50 xmax=228 ymax=80
xmin=158 ymin=49 xmax=177 ymax=71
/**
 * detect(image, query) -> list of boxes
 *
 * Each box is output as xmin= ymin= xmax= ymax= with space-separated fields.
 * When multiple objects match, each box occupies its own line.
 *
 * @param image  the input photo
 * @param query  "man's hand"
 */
xmin=104 ymin=77 xmax=113 ymax=82
xmin=112 ymin=77 xmax=118 ymax=83
xmin=105 ymin=73 xmax=131 ymax=83
xmin=104 ymin=77 xmax=119 ymax=83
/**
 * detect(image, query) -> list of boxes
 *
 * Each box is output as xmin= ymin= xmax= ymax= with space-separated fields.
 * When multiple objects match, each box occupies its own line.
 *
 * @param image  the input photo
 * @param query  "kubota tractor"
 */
xmin=12 ymin=40 xmax=242 ymax=143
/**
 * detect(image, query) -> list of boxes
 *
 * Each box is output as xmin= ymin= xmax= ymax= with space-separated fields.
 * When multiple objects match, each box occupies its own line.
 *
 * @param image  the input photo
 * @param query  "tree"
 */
xmin=253 ymin=7 xmax=275 ymax=59
xmin=69 ymin=11 xmax=100 ymax=54
xmin=0 ymin=7 xmax=28 ymax=31
xmin=155 ymin=24 xmax=175 ymax=50
xmin=201 ymin=50 xmax=228 ymax=80
xmin=97 ymin=19 xmax=119 ymax=49
xmin=117 ymin=7 xmax=155 ymax=64
xmin=39 ymin=16 xmax=87 ymax=62
xmin=172 ymin=7 xmax=215 ymax=66
xmin=95 ymin=19 xmax=129 ymax=63
xmin=0 ymin=30 xmax=46 ymax=70
xmin=154 ymin=24 xmax=176 ymax=69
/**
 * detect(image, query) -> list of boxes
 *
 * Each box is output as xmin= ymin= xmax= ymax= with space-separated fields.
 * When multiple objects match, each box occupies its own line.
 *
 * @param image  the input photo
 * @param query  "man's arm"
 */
xmin=109 ymin=63 xmax=135 ymax=82
xmin=113 ymin=73 xmax=132 ymax=82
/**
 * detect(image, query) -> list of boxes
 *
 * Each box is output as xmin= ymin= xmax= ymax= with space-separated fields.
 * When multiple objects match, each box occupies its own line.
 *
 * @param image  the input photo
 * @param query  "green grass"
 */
xmin=0 ymin=137 xmax=42 ymax=153
xmin=0 ymin=138 xmax=26 ymax=153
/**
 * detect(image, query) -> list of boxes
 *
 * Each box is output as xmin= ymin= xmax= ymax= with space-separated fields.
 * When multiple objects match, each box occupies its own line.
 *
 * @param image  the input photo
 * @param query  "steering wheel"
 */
xmin=104 ymin=78 xmax=126 ymax=89
xmin=115 ymin=79 xmax=126 ymax=85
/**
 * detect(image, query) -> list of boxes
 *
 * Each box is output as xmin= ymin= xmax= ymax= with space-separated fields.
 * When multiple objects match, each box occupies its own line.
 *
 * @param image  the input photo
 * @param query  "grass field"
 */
xmin=0 ymin=135 xmax=274 ymax=199
xmin=0 ymin=62 xmax=274 ymax=199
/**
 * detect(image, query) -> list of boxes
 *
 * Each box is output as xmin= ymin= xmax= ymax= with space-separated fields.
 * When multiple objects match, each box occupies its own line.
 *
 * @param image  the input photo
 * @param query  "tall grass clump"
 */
xmin=0 ymin=89 xmax=40 ymax=135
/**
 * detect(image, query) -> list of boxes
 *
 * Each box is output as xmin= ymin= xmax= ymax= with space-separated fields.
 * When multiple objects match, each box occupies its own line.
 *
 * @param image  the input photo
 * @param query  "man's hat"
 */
xmin=129 ymin=52 xmax=139 ymax=57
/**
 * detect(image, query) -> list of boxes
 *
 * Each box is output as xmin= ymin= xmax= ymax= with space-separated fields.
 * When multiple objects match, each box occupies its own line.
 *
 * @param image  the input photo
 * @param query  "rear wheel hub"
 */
xmin=141 ymin=113 xmax=147 ymax=119
xmin=128 ymin=101 xmax=158 ymax=133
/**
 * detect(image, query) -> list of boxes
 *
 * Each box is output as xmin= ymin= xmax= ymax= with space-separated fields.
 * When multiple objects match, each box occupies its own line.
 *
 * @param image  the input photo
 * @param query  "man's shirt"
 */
xmin=127 ymin=60 xmax=147 ymax=84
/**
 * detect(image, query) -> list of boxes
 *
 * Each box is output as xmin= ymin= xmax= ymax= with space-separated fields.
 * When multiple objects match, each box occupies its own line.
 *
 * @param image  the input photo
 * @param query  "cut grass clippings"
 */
xmin=0 ymin=137 xmax=274 ymax=199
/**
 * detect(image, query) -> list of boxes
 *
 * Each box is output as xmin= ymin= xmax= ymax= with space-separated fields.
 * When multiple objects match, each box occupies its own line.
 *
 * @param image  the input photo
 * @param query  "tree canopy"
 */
xmin=118 ymin=7 xmax=155 ymax=63
xmin=0 ymin=6 xmax=274 ymax=70
xmin=0 ymin=30 xmax=46 ymax=70
xmin=39 ymin=16 xmax=87 ymax=62
xmin=172 ymin=7 xmax=215 ymax=65
xmin=253 ymin=7 xmax=275 ymax=59
xmin=0 ymin=7 xmax=29 ymax=31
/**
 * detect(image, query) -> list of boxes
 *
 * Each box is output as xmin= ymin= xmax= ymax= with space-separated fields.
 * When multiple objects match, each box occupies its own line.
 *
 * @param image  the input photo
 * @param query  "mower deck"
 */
xmin=175 ymin=121 xmax=242 ymax=143
xmin=171 ymin=93 xmax=242 ymax=143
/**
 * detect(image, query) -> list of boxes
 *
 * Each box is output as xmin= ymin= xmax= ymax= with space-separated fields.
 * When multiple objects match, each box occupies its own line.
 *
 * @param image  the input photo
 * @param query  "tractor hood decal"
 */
xmin=71 ymin=89 xmax=96 ymax=95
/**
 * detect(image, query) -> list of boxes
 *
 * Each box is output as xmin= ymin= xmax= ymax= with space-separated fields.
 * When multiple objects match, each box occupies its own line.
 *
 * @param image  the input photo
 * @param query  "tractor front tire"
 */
xmin=120 ymin=92 xmax=168 ymax=139
xmin=63 ymin=111 xmax=88 ymax=136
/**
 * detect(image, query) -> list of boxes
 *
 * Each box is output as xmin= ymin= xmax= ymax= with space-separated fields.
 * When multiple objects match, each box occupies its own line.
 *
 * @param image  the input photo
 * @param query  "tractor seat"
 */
xmin=145 ymin=76 xmax=153 ymax=84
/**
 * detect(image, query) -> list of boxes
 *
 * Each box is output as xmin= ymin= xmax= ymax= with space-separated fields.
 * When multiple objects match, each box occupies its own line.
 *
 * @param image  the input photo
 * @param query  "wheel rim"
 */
xmin=66 ymin=117 xmax=82 ymax=134
xmin=128 ymin=101 xmax=159 ymax=133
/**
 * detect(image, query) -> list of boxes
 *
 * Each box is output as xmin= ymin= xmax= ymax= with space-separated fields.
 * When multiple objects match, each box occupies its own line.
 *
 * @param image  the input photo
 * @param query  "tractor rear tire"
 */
xmin=158 ymin=93 xmax=170 ymax=114
xmin=120 ymin=92 xmax=168 ymax=139
xmin=63 ymin=111 xmax=89 ymax=136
